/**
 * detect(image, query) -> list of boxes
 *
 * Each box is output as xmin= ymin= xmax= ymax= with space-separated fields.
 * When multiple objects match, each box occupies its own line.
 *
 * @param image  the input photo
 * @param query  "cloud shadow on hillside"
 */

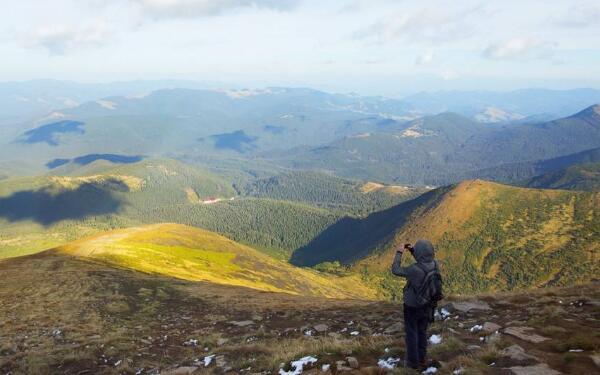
xmin=0 ymin=179 xmax=128 ymax=226
xmin=290 ymin=187 xmax=450 ymax=267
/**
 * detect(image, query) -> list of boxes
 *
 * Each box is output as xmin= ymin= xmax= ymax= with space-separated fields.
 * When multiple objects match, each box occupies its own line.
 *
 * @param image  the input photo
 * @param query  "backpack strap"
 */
xmin=412 ymin=262 xmax=430 ymax=291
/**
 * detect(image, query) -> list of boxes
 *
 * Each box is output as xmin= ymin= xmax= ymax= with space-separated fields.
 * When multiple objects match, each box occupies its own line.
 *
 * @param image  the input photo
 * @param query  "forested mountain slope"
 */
xmin=521 ymin=162 xmax=600 ymax=191
xmin=269 ymin=105 xmax=600 ymax=185
xmin=242 ymin=170 xmax=425 ymax=215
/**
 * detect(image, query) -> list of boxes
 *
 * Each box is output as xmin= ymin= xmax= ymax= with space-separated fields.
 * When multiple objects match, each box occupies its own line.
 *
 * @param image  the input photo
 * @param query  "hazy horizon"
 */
xmin=3 ymin=0 xmax=600 ymax=96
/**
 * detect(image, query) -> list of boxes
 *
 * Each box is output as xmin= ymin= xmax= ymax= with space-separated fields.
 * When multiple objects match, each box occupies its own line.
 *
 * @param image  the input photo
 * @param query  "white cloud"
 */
xmin=483 ymin=37 xmax=554 ymax=60
xmin=131 ymin=0 xmax=299 ymax=19
xmin=415 ymin=50 xmax=435 ymax=66
xmin=23 ymin=21 xmax=113 ymax=55
xmin=554 ymin=3 xmax=600 ymax=28
xmin=353 ymin=5 xmax=487 ymax=45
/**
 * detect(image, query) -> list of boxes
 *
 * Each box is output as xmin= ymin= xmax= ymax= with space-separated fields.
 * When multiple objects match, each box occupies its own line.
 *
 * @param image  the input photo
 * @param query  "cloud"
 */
xmin=131 ymin=0 xmax=299 ymax=19
xmin=352 ymin=5 xmax=488 ymax=45
xmin=415 ymin=50 xmax=434 ymax=66
xmin=23 ymin=21 xmax=113 ymax=55
xmin=554 ymin=3 xmax=600 ymax=28
xmin=483 ymin=37 xmax=555 ymax=60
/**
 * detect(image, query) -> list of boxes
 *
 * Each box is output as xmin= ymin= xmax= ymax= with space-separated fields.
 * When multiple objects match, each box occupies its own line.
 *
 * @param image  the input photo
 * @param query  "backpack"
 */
xmin=413 ymin=262 xmax=444 ymax=308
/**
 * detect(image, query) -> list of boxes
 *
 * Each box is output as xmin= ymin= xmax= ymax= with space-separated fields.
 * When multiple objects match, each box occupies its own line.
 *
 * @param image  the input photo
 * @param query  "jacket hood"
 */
xmin=413 ymin=239 xmax=434 ymax=263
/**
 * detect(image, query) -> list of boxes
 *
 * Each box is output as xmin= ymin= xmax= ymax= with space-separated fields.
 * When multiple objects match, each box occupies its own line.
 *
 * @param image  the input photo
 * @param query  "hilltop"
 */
xmin=293 ymin=180 xmax=599 ymax=296
xmin=1 ymin=245 xmax=598 ymax=374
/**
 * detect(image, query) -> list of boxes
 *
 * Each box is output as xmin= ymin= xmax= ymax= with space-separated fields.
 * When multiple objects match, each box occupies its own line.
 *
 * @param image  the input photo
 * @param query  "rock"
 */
xmin=503 ymin=327 xmax=550 ymax=344
xmin=346 ymin=357 xmax=359 ymax=369
xmin=216 ymin=355 xmax=227 ymax=367
xmin=163 ymin=366 xmax=199 ymax=375
xmin=384 ymin=322 xmax=403 ymax=334
xmin=441 ymin=303 xmax=456 ymax=313
xmin=591 ymin=354 xmax=600 ymax=368
xmin=314 ymin=324 xmax=329 ymax=332
xmin=508 ymin=363 xmax=561 ymax=375
xmin=481 ymin=322 xmax=502 ymax=334
xmin=217 ymin=338 xmax=228 ymax=346
xmin=500 ymin=345 xmax=539 ymax=362
xmin=449 ymin=301 xmax=491 ymax=312
xmin=229 ymin=320 xmax=254 ymax=327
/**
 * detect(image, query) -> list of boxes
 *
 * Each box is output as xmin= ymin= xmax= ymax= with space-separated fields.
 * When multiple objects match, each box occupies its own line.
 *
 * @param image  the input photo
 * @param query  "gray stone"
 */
xmin=508 ymin=363 xmax=561 ymax=375
xmin=346 ymin=357 xmax=359 ymax=369
xmin=217 ymin=338 xmax=228 ymax=346
xmin=503 ymin=327 xmax=549 ymax=344
xmin=450 ymin=301 xmax=491 ymax=312
xmin=216 ymin=355 xmax=227 ymax=367
xmin=384 ymin=322 xmax=403 ymax=334
xmin=500 ymin=345 xmax=539 ymax=362
xmin=482 ymin=322 xmax=502 ymax=334
xmin=229 ymin=320 xmax=254 ymax=327
xmin=163 ymin=366 xmax=199 ymax=375
xmin=314 ymin=324 xmax=329 ymax=332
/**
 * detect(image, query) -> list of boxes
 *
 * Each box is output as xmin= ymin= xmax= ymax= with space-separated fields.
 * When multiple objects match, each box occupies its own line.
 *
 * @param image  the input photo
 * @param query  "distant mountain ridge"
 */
xmin=269 ymin=105 xmax=600 ymax=185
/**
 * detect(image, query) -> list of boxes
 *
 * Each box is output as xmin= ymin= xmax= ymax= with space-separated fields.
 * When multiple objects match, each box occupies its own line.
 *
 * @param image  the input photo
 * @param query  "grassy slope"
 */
xmin=55 ymin=223 xmax=377 ymax=299
xmin=522 ymin=162 xmax=600 ymax=191
xmin=1 ymin=244 xmax=598 ymax=374
xmin=357 ymin=180 xmax=600 ymax=296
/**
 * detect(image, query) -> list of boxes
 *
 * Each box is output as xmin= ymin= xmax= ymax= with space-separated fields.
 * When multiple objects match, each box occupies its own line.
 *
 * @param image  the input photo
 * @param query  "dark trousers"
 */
xmin=403 ymin=304 xmax=430 ymax=368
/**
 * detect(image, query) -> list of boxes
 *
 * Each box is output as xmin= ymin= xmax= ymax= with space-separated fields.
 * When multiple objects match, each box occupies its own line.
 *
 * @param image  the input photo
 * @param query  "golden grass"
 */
xmin=55 ymin=223 xmax=378 ymax=299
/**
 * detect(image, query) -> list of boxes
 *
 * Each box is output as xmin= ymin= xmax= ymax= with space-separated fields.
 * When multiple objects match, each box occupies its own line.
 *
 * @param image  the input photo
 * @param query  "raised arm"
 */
xmin=391 ymin=249 xmax=410 ymax=277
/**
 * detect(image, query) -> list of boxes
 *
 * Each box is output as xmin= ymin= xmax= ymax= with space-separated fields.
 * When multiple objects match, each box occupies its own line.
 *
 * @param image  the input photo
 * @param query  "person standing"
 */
xmin=391 ymin=240 xmax=443 ymax=370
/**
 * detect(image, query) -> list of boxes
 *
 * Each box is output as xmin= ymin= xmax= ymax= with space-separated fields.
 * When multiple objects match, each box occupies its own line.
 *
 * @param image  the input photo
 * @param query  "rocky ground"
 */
xmin=0 ymin=252 xmax=599 ymax=374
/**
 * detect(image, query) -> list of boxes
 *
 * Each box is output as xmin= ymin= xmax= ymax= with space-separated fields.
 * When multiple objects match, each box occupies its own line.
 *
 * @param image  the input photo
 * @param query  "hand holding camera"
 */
xmin=397 ymin=243 xmax=413 ymax=254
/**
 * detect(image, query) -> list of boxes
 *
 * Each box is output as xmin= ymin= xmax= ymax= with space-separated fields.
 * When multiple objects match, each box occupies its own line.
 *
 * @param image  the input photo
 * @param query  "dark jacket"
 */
xmin=391 ymin=239 xmax=437 ymax=307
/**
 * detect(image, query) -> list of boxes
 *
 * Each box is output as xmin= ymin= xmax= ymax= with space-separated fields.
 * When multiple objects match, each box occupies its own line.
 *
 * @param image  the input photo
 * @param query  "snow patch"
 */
xmin=203 ymin=354 xmax=215 ymax=366
xmin=279 ymin=356 xmax=318 ymax=375
xmin=378 ymin=357 xmax=401 ymax=370
xmin=429 ymin=334 xmax=442 ymax=345
xmin=470 ymin=324 xmax=483 ymax=333
xmin=422 ymin=367 xmax=437 ymax=374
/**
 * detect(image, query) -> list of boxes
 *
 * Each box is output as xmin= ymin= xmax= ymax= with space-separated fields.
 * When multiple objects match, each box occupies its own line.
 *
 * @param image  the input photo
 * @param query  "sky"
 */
xmin=2 ymin=0 xmax=600 ymax=96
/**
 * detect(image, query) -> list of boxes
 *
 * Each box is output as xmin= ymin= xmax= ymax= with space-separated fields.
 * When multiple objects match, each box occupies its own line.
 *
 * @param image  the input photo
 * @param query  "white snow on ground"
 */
xmin=279 ymin=356 xmax=318 ymax=375
xmin=377 ymin=357 xmax=401 ymax=370
xmin=453 ymin=368 xmax=464 ymax=374
xmin=470 ymin=324 xmax=483 ymax=333
xmin=350 ymin=331 xmax=359 ymax=336
xmin=568 ymin=349 xmax=583 ymax=352
xmin=321 ymin=364 xmax=330 ymax=372
xmin=429 ymin=334 xmax=442 ymax=345
xmin=440 ymin=308 xmax=451 ymax=319
xmin=203 ymin=355 xmax=215 ymax=366
xmin=422 ymin=367 xmax=437 ymax=374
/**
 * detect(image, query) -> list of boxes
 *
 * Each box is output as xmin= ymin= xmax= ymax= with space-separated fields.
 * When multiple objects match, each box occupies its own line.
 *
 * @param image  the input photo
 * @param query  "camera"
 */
xmin=404 ymin=243 xmax=414 ymax=253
